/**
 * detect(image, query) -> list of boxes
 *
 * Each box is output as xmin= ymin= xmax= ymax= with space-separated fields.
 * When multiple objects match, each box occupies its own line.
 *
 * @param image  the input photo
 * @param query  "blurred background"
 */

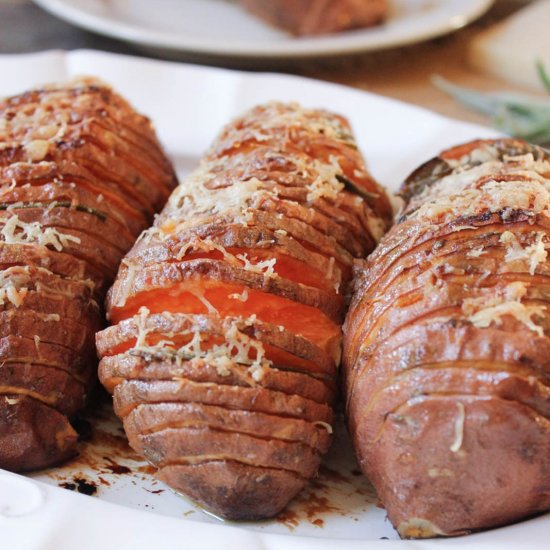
xmin=0 ymin=0 xmax=547 ymax=132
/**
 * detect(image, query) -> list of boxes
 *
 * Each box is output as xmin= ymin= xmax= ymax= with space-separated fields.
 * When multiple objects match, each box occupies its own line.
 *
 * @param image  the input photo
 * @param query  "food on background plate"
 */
xmin=343 ymin=138 xmax=550 ymax=537
xmin=96 ymin=101 xmax=392 ymax=520
xmin=0 ymin=79 xmax=177 ymax=471
xmin=240 ymin=0 xmax=387 ymax=36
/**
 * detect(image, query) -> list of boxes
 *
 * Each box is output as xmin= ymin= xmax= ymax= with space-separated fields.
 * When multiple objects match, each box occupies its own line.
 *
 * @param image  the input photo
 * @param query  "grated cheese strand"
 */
xmin=450 ymin=402 xmax=466 ymax=453
xmin=500 ymin=230 xmax=548 ymax=275
xmin=129 ymin=312 xmax=272 ymax=380
xmin=0 ymin=214 xmax=81 ymax=251
xmin=463 ymin=282 xmax=546 ymax=336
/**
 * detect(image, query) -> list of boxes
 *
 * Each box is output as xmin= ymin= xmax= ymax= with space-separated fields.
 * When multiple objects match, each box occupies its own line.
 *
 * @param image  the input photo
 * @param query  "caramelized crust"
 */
xmin=0 ymin=78 xmax=177 ymax=471
xmin=97 ymin=101 xmax=390 ymax=519
xmin=343 ymin=139 xmax=550 ymax=537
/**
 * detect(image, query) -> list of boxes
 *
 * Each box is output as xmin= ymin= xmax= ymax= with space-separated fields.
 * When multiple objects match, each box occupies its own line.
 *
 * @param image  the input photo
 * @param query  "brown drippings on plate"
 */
xmin=60 ymin=476 xmax=98 ymax=496
xmin=138 ymin=465 xmax=157 ymax=475
xmin=103 ymin=457 xmax=132 ymax=475
xmin=273 ymin=450 xmax=380 ymax=532
xmin=276 ymin=508 xmax=300 ymax=530
xmin=98 ymin=476 xmax=111 ymax=487
xmin=312 ymin=518 xmax=324 ymax=527
xmin=144 ymin=488 xmax=165 ymax=495
xmin=92 ymin=430 xmax=137 ymax=455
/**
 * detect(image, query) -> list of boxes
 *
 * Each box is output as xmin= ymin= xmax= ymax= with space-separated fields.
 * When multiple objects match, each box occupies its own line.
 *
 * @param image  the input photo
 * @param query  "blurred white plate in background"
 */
xmin=33 ymin=0 xmax=494 ymax=59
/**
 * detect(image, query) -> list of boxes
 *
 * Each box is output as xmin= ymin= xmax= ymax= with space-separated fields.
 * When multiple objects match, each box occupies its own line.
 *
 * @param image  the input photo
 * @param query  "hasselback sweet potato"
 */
xmin=240 ymin=0 xmax=387 ymax=36
xmin=96 ymin=102 xmax=391 ymax=519
xmin=0 ymin=79 xmax=177 ymax=471
xmin=343 ymin=138 xmax=550 ymax=538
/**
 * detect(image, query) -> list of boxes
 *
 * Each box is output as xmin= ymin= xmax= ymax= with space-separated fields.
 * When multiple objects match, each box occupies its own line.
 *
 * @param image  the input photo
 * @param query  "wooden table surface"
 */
xmin=0 ymin=0 xmax=539 ymax=128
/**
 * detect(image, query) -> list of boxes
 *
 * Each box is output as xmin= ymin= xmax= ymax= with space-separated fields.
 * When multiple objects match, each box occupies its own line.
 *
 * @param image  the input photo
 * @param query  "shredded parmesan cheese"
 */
xmin=463 ymin=282 xmax=545 ymax=336
xmin=115 ymin=259 xmax=137 ymax=308
xmin=466 ymin=246 xmax=486 ymax=258
xmin=129 ymin=312 xmax=272 ymax=380
xmin=0 ymin=267 xmax=31 ymax=308
xmin=135 ymin=306 xmax=153 ymax=348
xmin=408 ymin=152 xmax=550 ymax=224
xmin=235 ymin=253 xmax=277 ymax=279
xmin=500 ymin=231 xmax=547 ymax=275
xmin=229 ymin=288 xmax=249 ymax=302
xmin=168 ymin=171 xmax=265 ymax=224
xmin=39 ymin=313 xmax=60 ymax=322
xmin=0 ymin=214 xmax=81 ymax=251
xmin=23 ymin=139 xmax=50 ymax=162
xmin=450 ymin=402 xmax=466 ymax=453
xmin=313 ymin=421 xmax=333 ymax=434
xmin=4 ymin=396 xmax=19 ymax=405
xmin=305 ymin=156 xmax=345 ymax=202
xmin=190 ymin=290 xmax=219 ymax=315
xmin=34 ymin=335 xmax=41 ymax=354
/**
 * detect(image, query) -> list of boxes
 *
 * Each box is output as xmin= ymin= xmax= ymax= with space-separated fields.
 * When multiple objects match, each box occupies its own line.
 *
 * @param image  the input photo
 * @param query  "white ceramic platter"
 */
xmin=0 ymin=50 xmax=547 ymax=550
xmin=33 ymin=0 xmax=494 ymax=59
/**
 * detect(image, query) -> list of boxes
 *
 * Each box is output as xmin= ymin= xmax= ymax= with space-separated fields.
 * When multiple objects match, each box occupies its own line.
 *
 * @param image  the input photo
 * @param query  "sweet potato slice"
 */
xmin=1 ymin=160 xmax=153 ymax=230
xmin=100 ymin=354 xmax=334 ymax=405
xmin=0 ymin=179 xmax=139 ymax=238
xmin=113 ymin=379 xmax=334 ymax=424
xmin=124 ymin=403 xmax=332 ymax=452
xmin=127 ymin=222 xmax=343 ymax=294
xmin=0 ymin=335 xmax=92 ymax=379
xmin=136 ymin=426 xmax=320 ymax=478
xmin=96 ymin=312 xmax=336 ymax=380
xmin=0 ymin=242 xmax=104 ymax=294
xmin=0 ymin=362 xmax=87 ymax=414
xmin=108 ymin=259 xmax=343 ymax=360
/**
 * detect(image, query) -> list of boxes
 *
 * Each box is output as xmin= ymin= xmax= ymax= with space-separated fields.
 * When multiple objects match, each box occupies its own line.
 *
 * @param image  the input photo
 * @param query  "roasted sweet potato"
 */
xmin=97 ymin=102 xmax=391 ymax=519
xmin=343 ymin=138 xmax=550 ymax=538
xmin=240 ymin=0 xmax=387 ymax=36
xmin=0 ymin=79 xmax=177 ymax=471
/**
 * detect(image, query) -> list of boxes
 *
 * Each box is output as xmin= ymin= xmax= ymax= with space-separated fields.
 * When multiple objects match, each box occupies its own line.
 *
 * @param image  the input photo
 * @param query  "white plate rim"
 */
xmin=0 ymin=48 xmax=547 ymax=550
xmin=32 ymin=0 xmax=495 ymax=58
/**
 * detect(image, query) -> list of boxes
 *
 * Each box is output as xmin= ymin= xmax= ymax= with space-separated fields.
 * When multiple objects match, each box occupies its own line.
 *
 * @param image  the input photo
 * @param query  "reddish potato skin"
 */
xmin=97 ymin=102 xmax=390 ymax=520
xmin=0 ymin=395 xmax=78 ymax=472
xmin=123 ymin=402 xmax=332 ymax=452
xmin=0 ymin=79 xmax=177 ymax=471
xmin=360 ymin=398 xmax=550 ymax=537
xmin=159 ymin=461 xmax=306 ymax=520
xmin=343 ymin=139 xmax=550 ymax=538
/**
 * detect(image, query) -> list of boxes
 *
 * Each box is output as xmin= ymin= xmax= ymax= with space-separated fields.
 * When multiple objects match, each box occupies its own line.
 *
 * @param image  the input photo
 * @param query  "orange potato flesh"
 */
xmin=110 ymin=283 xmax=341 ymax=360
xmin=180 ymin=248 xmax=338 ymax=294
xmin=103 ymin=332 xmax=334 ymax=381
xmin=97 ymin=103 xmax=391 ymax=520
